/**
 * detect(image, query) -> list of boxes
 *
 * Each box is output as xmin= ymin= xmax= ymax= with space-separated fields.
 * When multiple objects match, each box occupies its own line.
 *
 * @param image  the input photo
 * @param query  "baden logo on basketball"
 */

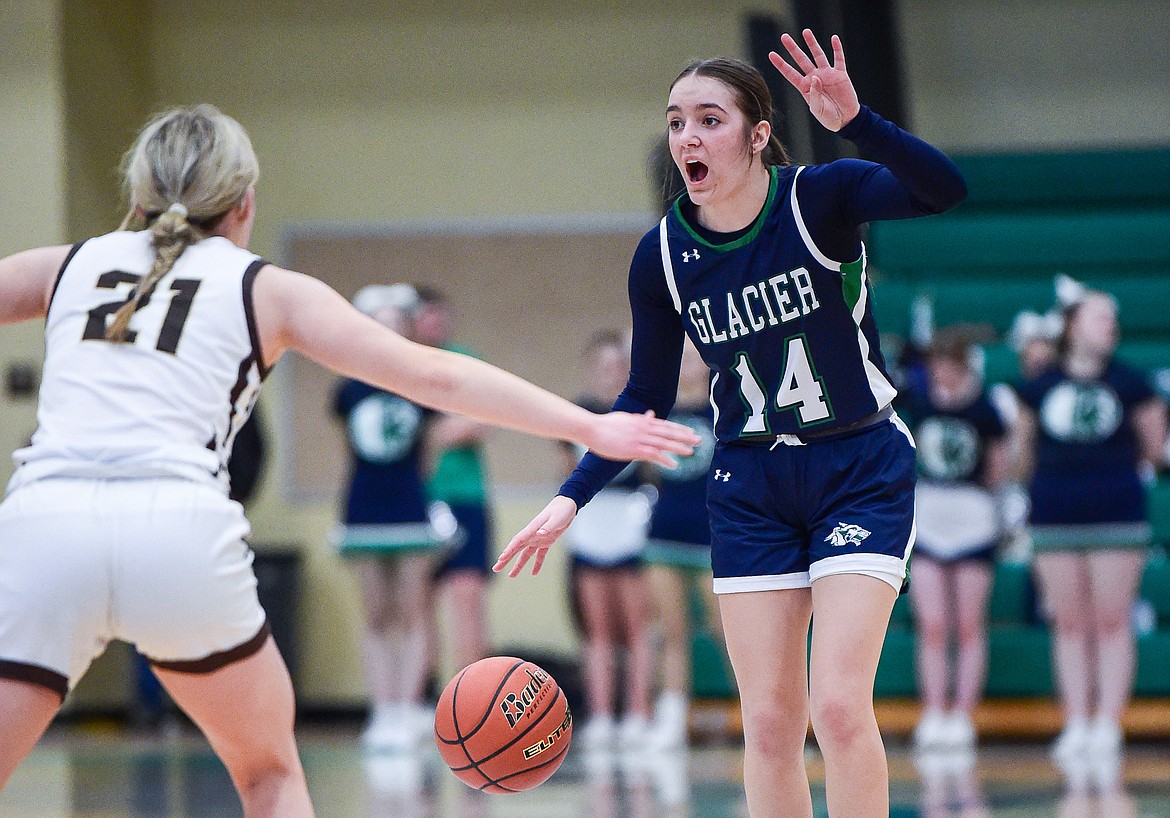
xmin=499 ymin=667 xmax=551 ymax=728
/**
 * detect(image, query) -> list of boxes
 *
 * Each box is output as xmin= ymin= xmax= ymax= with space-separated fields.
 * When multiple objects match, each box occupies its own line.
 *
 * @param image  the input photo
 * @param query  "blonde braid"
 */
xmin=106 ymin=205 xmax=199 ymax=342
xmin=107 ymin=104 xmax=259 ymax=343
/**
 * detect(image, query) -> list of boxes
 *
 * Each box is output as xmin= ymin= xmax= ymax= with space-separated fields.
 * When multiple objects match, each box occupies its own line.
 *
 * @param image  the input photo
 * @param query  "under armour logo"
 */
xmin=824 ymin=522 xmax=872 ymax=548
xmin=713 ymin=469 xmax=731 ymax=482
xmin=682 ymin=249 xmax=701 ymax=262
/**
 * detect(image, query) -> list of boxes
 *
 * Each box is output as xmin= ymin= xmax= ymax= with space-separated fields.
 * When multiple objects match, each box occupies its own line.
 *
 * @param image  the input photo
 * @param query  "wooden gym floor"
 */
xmin=3 ymin=709 xmax=1170 ymax=817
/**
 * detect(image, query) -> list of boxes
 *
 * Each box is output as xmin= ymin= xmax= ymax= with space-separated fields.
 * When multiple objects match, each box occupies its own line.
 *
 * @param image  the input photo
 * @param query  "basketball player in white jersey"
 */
xmin=0 ymin=104 xmax=698 ymax=817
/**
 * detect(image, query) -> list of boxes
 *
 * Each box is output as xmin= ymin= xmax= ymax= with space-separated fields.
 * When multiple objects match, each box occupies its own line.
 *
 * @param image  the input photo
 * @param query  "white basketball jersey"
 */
xmin=12 ymin=231 xmax=267 ymax=491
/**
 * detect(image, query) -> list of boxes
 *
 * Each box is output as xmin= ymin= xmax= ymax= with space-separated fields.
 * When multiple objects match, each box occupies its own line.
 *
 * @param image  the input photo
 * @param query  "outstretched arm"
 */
xmin=494 ymin=235 xmax=687 ymax=578
xmin=255 ymin=266 xmax=699 ymax=465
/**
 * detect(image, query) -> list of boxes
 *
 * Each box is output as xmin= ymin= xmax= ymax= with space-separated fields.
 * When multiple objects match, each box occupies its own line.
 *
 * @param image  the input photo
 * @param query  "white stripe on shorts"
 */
xmin=713 ymin=571 xmax=811 ymax=594
xmin=809 ymin=553 xmax=907 ymax=592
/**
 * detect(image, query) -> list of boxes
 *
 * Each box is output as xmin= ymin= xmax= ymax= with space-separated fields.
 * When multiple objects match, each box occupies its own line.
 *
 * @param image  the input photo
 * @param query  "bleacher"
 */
xmin=868 ymin=147 xmax=1170 ymax=706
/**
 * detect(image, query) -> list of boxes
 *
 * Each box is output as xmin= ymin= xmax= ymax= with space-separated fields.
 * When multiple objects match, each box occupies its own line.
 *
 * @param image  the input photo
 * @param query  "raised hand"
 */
xmin=587 ymin=410 xmax=698 ymax=467
xmin=492 ymin=495 xmax=579 ymax=578
xmin=769 ymin=29 xmax=860 ymax=132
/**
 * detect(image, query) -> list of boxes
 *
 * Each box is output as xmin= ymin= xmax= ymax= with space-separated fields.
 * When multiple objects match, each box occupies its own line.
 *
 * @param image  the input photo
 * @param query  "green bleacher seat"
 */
xmin=952 ymin=149 xmax=1170 ymax=211
xmin=889 ymin=593 xmax=912 ymax=626
xmin=1149 ymin=480 xmax=1170 ymax=549
xmin=917 ymin=276 xmax=1170 ymax=336
xmin=986 ymin=626 xmax=1053 ymax=697
xmin=1142 ymin=555 xmax=1170 ymax=622
xmin=1135 ymin=632 xmax=1170 ymax=696
xmin=988 ymin=562 xmax=1034 ymax=624
xmin=874 ymin=628 xmax=916 ymax=697
xmin=692 ymin=631 xmax=735 ymax=698
xmin=867 ymin=209 xmax=1170 ymax=277
xmin=980 ymin=344 xmax=1020 ymax=384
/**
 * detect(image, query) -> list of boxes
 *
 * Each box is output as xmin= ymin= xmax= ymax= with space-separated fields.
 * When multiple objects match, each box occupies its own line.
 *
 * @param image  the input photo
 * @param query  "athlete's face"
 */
xmin=666 ymin=74 xmax=769 ymax=207
xmin=414 ymin=302 xmax=452 ymax=347
xmin=587 ymin=342 xmax=630 ymax=402
xmin=1068 ymin=294 xmax=1119 ymax=358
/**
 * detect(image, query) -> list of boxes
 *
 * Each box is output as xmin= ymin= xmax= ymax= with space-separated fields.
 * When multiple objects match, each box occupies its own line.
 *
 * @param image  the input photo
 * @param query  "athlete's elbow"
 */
xmin=930 ymin=171 xmax=968 ymax=213
xmin=413 ymin=361 xmax=464 ymax=409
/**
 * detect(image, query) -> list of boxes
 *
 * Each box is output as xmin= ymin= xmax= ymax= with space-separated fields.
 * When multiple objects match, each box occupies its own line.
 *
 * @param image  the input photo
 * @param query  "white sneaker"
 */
xmin=1085 ymin=715 xmax=1123 ymax=756
xmin=361 ymin=704 xmax=415 ymax=754
xmin=647 ymin=692 xmax=689 ymax=751
xmin=1051 ymin=717 xmax=1091 ymax=762
xmin=362 ymin=753 xmax=423 ymax=793
xmin=912 ymin=709 xmax=949 ymax=750
xmin=579 ymin=714 xmax=616 ymax=752
xmin=942 ymin=711 xmax=976 ymax=749
xmin=617 ymin=713 xmax=652 ymax=749
xmin=409 ymin=703 xmax=436 ymax=738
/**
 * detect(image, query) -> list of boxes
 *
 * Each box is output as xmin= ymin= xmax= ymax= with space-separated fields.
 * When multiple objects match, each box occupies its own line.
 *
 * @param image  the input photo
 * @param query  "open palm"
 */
xmin=769 ymin=29 xmax=860 ymax=133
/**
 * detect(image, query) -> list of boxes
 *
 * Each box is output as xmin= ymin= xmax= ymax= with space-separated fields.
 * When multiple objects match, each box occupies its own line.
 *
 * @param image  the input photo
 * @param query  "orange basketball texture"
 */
xmin=433 ymin=656 xmax=573 ymax=793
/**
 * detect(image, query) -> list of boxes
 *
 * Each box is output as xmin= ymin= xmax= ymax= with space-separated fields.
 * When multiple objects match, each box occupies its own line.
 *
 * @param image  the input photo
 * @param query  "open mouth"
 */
xmin=686 ymin=159 xmax=709 ymax=184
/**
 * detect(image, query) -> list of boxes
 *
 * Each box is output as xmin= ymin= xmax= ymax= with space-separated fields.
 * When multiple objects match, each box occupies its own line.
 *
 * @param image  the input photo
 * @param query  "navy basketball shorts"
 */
xmin=434 ymin=502 xmax=493 ymax=579
xmin=707 ymin=418 xmax=917 ymax=594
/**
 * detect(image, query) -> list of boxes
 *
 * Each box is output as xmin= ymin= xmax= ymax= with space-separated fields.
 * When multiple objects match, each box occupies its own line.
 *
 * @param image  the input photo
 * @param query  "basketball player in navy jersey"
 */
xmin=0 ymin=105 xmax=698 ymax=816
xmin=495 ymin=30 xmax=967 ymax=817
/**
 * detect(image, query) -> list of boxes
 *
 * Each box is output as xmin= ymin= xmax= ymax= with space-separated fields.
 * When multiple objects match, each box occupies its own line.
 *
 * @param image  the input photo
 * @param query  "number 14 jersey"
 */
xmin=653 ymin=164 xmax=895 ymax=442
xmin=13 ymin=231 xmax=267 ymax=491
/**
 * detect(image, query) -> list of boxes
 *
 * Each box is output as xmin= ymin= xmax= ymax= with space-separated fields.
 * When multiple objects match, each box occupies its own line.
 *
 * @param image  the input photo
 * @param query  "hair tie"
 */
xmin=166 ymin=202 xmax=188 ymax=218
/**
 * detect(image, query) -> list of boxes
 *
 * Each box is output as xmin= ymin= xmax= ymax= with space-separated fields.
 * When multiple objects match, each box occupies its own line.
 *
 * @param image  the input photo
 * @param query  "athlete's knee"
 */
xmin=740 ymin=696 xmax=809 ymax=759
xmin=955 ymin=616 xmax=987 ymax=647
xmin=1093 ymin=602 xmax=1132 ymax=636
xmin=916 ymin=615 xmax=950 ymax=646
xmin=230 ymin=746 xmax=306 ymax=802
xmin=1049 ymin=606 xmax=1091 ymax=636
xmin=809 ymin=690 xmax=875 ymax=751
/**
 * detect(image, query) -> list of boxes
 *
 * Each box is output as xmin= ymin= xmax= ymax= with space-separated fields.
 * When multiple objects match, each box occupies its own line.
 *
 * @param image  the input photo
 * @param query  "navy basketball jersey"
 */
xmin=1017 ymin=360 xmax=1156 ymax=526
xmin=656 ymin=165 xmax=895 ymax=441
xmin=898 ymin=387 xmax=1007 ymax=485
xmin=334 ymin=378 xmax=431 ymax=525
xmin=1017 ymin=361 xmax=1155 ymax=478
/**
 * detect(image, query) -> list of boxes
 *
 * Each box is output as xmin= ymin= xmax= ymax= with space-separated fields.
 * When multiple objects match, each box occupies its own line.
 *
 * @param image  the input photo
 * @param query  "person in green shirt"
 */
xmin=415 ymin=286 xmax=493 ymax=671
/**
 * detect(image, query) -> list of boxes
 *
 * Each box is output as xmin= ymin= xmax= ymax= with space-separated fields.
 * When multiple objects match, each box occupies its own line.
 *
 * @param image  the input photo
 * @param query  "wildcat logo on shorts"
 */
xmin=499 ymin=667 xmax=551 ymax=728
xmin=825 ymin=522 xmax=871 ymax=548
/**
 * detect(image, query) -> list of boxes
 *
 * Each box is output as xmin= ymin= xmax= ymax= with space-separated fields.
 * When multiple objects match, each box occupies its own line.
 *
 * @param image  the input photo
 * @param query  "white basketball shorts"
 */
xmin=0 ymin=477 xmax=267 ymax=699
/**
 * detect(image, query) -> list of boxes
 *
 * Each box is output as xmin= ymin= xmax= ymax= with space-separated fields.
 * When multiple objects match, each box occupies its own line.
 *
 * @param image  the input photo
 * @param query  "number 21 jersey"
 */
xmin=13 ymin=230 xmax=267 ymax=490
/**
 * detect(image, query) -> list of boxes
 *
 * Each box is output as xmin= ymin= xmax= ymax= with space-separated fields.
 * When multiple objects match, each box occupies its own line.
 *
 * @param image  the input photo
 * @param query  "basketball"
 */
xmin=433 ymin=656 xmax=573 ymax=793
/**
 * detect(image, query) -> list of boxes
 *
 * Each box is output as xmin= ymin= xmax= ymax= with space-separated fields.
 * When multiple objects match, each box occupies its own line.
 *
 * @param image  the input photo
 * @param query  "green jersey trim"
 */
xmin=671 ymin=165 xmax=781 ymax=251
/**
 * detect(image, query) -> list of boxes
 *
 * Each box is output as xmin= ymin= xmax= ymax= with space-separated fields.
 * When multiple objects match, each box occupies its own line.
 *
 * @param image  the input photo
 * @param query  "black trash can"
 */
xmin=251 ymin=545 xmax=301 ymax=686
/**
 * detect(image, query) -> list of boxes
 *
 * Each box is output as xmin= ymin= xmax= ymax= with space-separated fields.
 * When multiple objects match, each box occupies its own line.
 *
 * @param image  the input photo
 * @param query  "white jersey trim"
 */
xmin=791 ymin=165 xmax=898 ymax=414
xmin=708 ymin=371 xmax=720 ymax=430
xmin=790 ymin=166 xmax=843 ymax=271
xmin=849 ymin=251 xmax=899 ymax=409
xmin=658 ymin=216 xmax=683 ymax=313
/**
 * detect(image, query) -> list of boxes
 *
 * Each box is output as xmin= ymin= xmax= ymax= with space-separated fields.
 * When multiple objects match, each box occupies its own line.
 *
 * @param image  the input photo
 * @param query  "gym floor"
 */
xmin=3 ymin=719 xmax=1169 ymax=817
